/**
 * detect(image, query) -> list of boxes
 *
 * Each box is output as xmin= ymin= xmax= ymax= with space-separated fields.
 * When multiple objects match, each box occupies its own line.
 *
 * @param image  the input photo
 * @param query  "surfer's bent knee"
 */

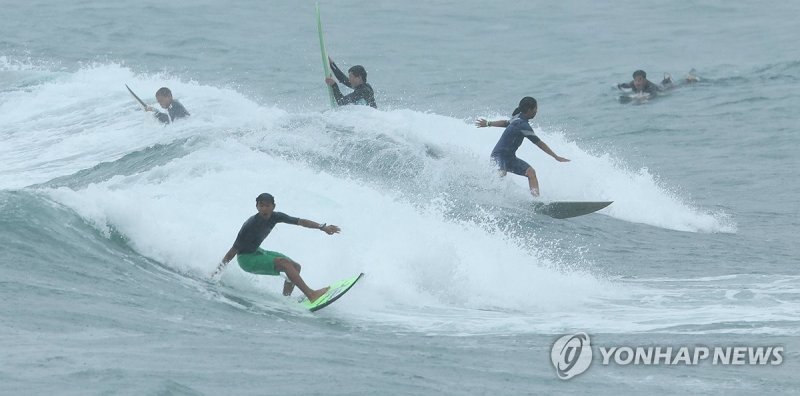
xmin=274 ymin=257 xmax=298 ymax=271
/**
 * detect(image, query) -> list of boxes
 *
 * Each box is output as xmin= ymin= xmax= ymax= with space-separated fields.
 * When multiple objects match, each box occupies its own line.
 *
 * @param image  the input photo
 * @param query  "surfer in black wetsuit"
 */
xmin=145 ymin=87 xmax=190 ymax=124
xmin=617 ymin=70 xmax=664 ymax=95
xmin=212 ymin=193 xmax=340 ymax=303
xmin=324 ymin=58 xmax=377 ymax=108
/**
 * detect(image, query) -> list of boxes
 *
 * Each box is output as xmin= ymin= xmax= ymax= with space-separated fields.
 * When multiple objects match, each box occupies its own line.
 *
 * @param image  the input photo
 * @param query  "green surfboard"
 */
xmin=300 ymin=273 xmax=363 ymax=312
xmin=316 ymin=3 xmax=337 ymax=108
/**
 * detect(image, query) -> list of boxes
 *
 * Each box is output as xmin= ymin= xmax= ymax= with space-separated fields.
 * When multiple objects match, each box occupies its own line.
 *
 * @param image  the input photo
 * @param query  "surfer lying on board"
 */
xmin=616 ymin=69 xmax=699 ymax=94
xmin=145 ymin=87 xmax=190 ymax=124
xmin=616 ymin=69 xmax=665 ymax=95
xmin=325 ymin=57 xmax=377 ymax=108
xmin=212 ymin=193 xmax=340 ymax=303
xmin=476 ymin=97 xmax=570 ymax=197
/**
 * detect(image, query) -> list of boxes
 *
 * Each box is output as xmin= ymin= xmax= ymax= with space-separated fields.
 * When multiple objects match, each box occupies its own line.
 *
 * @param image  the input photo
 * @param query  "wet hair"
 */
xmin=155 ymin=87 xmax=173 ymax=98
xmin=348 ymin=65 xmax=367 ymax=82
xmin=633 ymin=70 xmax=646 ymax=79
xmin=512 ymin=96 xmax=538 ymax=117
xmin=255 ymin=193 xmax=275 ymax=204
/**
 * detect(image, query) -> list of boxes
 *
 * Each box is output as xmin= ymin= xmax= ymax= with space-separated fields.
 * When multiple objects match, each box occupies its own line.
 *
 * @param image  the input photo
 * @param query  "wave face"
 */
xmin=2 ymin=1 xmax=800 ymax=393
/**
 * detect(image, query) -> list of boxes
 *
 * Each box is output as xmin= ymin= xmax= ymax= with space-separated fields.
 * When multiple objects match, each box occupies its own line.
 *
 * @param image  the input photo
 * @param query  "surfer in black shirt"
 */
xmin=212 ymin=193 xmax=341 ymax=302
xmin=145 ymin=87 xmax=190 ymax=124
xmin=325 ymin=57 xmax=377 ymax=108
xmin=617 ymin=70 xmax=664 ymax=95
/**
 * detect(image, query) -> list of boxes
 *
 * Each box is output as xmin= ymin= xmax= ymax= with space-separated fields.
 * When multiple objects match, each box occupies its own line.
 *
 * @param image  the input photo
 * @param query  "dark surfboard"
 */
xmin=125 ymin=84 xmax=147 ymax=109
xmin=532 ymin=201 xmax=613 ymax=219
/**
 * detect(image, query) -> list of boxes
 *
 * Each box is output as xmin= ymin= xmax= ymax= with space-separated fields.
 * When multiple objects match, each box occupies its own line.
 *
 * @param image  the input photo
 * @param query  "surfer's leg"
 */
xmin=281 ymin=261 xmax=301 ymax=296
xmin=274 ymin=257 xmax=329 ymax=302
xmin=491 ymin=156 xmax=508 ymax=178
xmin=525 ymin=167 xmax=540 ymax=197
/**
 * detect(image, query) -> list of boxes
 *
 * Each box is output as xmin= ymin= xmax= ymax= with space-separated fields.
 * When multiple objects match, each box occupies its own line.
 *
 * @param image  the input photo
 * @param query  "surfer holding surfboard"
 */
xmin=212 ymin=193 xmax=340 ymax=303
xmin=324 ymin=58 xmax=377 ymax=108
xmin=125 ymin=85 xmax=190 ymax=124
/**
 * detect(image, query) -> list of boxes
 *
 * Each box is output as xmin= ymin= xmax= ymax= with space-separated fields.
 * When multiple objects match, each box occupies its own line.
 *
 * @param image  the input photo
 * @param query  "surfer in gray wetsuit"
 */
xmin=479 ymin=97 xmax=570 ymax=197
xmin=212 ymin=193 xmax=340 ymax=302
xmin=145 ymin=87 xmax=190 ymax=124
xmin=325 ymin=58 xmax=377 ymax=108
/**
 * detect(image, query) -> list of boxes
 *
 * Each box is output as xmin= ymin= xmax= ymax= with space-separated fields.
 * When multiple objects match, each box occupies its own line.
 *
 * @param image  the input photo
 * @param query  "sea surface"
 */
xmin=2 ymin=1 xmax=799 ymax=394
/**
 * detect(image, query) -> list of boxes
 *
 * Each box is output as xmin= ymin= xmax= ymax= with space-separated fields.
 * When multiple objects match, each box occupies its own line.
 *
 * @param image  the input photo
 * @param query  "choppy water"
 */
xmin=2 ymin=1 xmax=799 ymax=394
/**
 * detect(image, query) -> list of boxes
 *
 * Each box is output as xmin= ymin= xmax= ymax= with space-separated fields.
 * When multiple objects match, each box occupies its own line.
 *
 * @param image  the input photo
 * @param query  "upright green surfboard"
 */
xmin=316 ymin=3 xmax=337 ymax=108
xmin=299 ymin=273 xmax=363 ymax=312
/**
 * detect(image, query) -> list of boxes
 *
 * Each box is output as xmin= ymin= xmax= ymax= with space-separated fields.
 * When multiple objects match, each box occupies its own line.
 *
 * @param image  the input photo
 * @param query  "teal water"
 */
xmin=2 ymin=1 xmax=799 ymax=394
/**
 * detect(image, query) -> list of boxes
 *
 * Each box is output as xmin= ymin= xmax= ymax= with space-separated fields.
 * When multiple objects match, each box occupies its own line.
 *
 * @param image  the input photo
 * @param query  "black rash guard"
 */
xmin=618 ymin=79 xmax=662 ymax=95
xmin=330 ymin=61 xmax=377 ymax=108
xmin=154 ymin=100 xmax=190 ymax=124
xmin=232 ymin=212 xmax=300 ymax=254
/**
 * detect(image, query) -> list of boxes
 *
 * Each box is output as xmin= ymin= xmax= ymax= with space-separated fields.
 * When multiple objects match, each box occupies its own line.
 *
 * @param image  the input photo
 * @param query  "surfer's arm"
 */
xmin=153 ymin=111 xmax=171 ymax=124
xmin=331 ymin=85 xmax=364 ymax=106
xmin=329 ymin=59 xmax=352 ymax=87
xmin=475 ymin=118 xmax=510 ymax=128
xmin=212 ymin=247 xmax=239 ymax=278
xmin=617 ymin=81 xmax=633 ymax=90
xmin=297 ymin=219 xmax=341 ymax=235
xmin=328 ymin=82 xmax=346 ymax=103
xmin=221 ymin=246 xmax=238 ymax=263
xmin=534 ymin=140 xmax=570 ymax=162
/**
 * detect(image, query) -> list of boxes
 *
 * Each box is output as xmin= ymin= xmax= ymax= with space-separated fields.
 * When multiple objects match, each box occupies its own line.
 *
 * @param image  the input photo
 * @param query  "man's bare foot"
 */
xmin=308 ymin=287 xmax=330 ymax=303
xmin=530 ymin=188 xmax=540 ymax=197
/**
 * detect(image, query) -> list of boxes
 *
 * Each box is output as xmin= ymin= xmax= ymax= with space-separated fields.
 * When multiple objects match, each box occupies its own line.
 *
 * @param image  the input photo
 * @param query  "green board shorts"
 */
xmin=237 ymin=248 xmax=291 ymax=276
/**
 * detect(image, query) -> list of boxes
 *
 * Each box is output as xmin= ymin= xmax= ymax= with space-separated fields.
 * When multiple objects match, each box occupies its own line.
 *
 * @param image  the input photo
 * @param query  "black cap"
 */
xmin=255 ymin=193 xmax=274 ymax=204
xmin=633 ymin=70 xmax=646 ymax=78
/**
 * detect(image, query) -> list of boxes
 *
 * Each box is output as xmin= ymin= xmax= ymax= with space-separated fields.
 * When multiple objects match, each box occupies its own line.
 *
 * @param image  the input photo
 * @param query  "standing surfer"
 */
xmin=213 ymin=193 xmax=340 ymax=303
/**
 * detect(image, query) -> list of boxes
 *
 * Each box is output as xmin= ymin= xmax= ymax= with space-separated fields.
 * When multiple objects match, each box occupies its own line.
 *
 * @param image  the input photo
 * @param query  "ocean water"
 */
xmin=2 ymin=1 xmax=799 ymax=394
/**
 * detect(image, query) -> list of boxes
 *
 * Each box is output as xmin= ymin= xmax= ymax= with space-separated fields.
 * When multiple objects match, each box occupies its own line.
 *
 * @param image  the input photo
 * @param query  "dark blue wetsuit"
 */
xmin=491 ymin=115 xmax=541 ymax=176
xmin=153 ymin=100 xmax=190 ymax=124
xmin=329 ymin=61 xmax=377 ymax=108
xmin=232 ymin=212 xmax=300 ymax=254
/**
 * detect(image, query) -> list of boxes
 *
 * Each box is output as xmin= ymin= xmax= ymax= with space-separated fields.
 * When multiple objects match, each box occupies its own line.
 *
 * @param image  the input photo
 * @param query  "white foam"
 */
xmin=4 ymin=63 xmax=735 ymax=233
xmin=0 ymin=62 xmax=285 ymax=189
xmin=46 ymin=139 xmax=626 ymax=329
xmin=7 ymin=63 xmax=767 ymax=334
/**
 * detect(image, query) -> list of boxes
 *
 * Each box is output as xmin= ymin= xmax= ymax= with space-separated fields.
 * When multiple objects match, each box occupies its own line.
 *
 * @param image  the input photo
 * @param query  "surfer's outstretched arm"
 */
xmin=475 ymin=118 xmax=510 ymax=128
xmin=297 ymin=219 xmax=340 ymax=235
xmin=534 ymin=140 xmax=570 ymax=162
